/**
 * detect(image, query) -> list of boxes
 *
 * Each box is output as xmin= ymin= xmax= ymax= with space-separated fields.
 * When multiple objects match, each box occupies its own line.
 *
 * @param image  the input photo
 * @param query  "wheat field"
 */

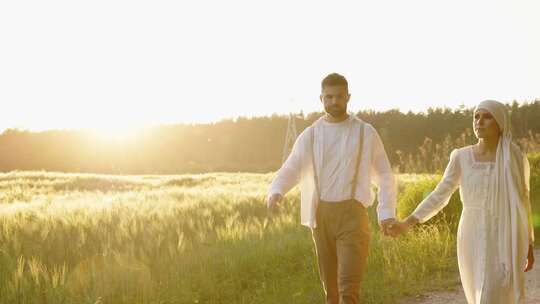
xmin=0 ymin=171 xmax=456 ymax=304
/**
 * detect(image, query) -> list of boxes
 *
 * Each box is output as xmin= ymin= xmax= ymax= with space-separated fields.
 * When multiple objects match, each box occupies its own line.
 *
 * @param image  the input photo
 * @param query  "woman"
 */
xmin=393 ymin=100 xmax=535 ymax=304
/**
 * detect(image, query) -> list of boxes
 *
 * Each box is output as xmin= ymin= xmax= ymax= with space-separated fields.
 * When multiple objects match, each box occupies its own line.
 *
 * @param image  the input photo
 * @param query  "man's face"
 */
xmin=320 ymin=85 xmax=350 ymax=118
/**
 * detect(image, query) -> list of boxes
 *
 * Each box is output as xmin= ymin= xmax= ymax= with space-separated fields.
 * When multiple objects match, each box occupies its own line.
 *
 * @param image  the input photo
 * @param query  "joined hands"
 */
xmin=380 ymin=216 xmax=418 ymax=237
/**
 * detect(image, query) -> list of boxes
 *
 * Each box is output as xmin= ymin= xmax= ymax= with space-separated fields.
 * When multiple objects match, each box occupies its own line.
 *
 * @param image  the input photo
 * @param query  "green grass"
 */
xmin=0 ymin=171 xmax=459 ymax=304
xmin=528 ymin=153 xmax=540 ymax=236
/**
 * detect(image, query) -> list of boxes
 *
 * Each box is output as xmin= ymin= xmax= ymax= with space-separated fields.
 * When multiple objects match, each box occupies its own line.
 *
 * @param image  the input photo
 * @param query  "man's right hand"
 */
xmin=266 ymin=193 xmax=283 ymax=214
xmin=379 ymin=218 xmax=397 ymax=236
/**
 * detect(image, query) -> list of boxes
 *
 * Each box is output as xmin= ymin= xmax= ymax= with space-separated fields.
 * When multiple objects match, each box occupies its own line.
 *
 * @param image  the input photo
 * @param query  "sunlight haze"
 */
xmin=1 ymin=0 xmax=538 ymax=132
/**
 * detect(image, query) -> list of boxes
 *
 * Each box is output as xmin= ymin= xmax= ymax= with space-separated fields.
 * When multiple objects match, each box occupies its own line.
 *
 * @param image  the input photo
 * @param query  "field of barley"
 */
xmin=0 ymin=154 xmax=540 ymax=304
xmin=0 ymin=171 xmax=459 ymax=304
xmin=1 ymin=155 xmax=538 ymax=304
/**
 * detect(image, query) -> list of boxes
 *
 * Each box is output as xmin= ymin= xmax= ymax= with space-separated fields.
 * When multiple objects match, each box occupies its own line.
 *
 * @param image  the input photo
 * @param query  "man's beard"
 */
xmin=325 ymin=105 xmax=347 ymax=118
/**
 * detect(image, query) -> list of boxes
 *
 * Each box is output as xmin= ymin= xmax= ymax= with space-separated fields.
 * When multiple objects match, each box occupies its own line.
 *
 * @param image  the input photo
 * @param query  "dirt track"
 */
xmin=399 ymin=251 xmax=540 ymax=304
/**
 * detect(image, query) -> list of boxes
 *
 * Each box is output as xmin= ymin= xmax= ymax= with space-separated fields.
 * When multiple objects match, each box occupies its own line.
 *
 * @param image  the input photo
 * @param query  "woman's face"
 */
xmin=473 ymin=108 xmax=501 ymax=139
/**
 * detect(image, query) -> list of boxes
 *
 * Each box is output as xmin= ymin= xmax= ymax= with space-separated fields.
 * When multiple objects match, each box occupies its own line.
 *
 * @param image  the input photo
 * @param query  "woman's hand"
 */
xmin=524 ymin=244 xmax=535 ymax=272
xmin=388 ymin=221 xmax=409 ymax=237
xmin=388 ymin=216 xmax=419 ymax=237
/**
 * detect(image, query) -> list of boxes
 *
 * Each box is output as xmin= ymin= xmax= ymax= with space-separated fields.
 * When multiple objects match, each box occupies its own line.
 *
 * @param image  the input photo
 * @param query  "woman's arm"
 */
xmin=388 ymin=149 xmax=462 ymax=237
xmin=411 ymin=149 xmax=462 ymax=223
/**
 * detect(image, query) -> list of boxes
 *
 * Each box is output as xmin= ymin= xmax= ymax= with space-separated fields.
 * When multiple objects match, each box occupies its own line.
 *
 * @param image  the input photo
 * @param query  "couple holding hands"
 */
xmin=266 ymin=73 xmax=534 ymax=304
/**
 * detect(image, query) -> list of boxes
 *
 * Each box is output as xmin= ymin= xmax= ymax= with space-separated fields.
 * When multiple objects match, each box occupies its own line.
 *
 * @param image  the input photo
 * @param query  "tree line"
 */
xmin=1 ymin=101 xmax=538 ymax=174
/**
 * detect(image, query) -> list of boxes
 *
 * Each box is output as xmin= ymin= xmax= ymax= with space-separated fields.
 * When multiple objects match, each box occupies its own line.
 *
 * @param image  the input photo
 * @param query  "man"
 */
xmin=267 ymin=73 xmax=397 ymax=304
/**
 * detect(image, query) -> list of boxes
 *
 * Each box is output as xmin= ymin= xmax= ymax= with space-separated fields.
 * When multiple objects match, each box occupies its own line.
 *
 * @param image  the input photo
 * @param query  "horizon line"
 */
xmin=2 ymin=99 xmax=538 ymax=134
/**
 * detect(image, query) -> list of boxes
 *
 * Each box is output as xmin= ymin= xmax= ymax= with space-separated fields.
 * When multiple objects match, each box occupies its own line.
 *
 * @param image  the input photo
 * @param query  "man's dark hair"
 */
xmin=321 ymin=73 xmax=348 ymax=90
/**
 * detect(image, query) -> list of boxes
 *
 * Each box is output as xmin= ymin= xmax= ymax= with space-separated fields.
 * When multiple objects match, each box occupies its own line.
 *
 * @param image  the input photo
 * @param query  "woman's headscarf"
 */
xmin=475 ymin=100 xmax=532 ymax=300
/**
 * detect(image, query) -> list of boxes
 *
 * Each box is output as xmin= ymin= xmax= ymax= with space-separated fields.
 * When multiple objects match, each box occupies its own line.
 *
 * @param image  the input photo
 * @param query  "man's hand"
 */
xmin=266 ymin=193 xmax=283 ymax=215
xmin=379 ymin=218 xmax=397 ymax=236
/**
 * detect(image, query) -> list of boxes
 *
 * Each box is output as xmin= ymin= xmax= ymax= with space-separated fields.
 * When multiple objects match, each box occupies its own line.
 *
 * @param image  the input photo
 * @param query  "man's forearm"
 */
xmin=376 ymin=173 xmax=397 ymax=221
xmin=269 ymin=167 xmax=299 ymax=197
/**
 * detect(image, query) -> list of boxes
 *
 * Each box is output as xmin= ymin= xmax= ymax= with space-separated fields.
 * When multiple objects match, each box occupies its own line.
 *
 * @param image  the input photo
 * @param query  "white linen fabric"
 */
xmin=268 ymin=114 xmax=397 ymax=228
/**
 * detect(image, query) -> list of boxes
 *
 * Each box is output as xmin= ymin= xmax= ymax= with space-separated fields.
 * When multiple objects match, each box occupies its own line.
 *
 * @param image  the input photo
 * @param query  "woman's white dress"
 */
xmin=412 ymin=145 xmax=531 ymax=304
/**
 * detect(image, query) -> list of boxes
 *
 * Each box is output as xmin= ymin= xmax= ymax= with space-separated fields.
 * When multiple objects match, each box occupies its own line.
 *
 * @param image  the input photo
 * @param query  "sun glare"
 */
xmin=90 ymin=125 xmax=144 ymax=142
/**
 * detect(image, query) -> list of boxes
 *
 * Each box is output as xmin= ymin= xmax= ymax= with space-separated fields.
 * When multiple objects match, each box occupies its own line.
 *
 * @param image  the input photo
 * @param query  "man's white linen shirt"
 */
xmin=268 ymin=115 xmax=397 ymax=227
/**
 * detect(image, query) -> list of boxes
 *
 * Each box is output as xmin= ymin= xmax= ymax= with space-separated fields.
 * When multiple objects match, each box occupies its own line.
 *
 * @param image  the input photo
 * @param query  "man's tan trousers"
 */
xmin=312 ymin=200 xmax=370 ymax=304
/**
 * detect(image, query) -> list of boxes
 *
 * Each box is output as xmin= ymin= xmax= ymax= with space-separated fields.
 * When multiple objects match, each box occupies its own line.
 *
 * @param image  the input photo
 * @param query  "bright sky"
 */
xmin=1 ymin=0 xmax=539 ymax=132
